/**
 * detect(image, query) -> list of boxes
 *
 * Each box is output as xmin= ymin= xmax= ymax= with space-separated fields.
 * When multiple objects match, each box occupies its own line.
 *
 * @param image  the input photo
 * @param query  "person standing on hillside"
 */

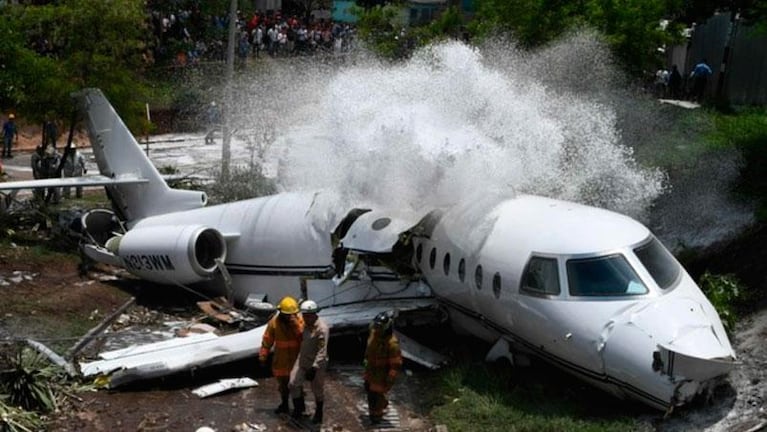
xmin=63 ymin=144 xmax=87 ymax=198
xmin=668 ymin=65 xmax=682 ymax=99
xmin=42 ymin=145 xmax=61 ymax=204
xmin=31 ymin=144 xmax=45 ymax=201
xmin=691 ymin=59 xmax=713 ymax=102
xmin=204 ymin=101 xmax=221 ymax=145
xmin=42 ymin=116 xmax=58 ymax=150
xmin=2 ymin=114 xmax=18 ymax=159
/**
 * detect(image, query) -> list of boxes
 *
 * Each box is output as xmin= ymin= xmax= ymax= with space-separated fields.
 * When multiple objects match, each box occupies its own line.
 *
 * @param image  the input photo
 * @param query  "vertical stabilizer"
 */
xmin=74 ymin=88 xmax=207 ymax=224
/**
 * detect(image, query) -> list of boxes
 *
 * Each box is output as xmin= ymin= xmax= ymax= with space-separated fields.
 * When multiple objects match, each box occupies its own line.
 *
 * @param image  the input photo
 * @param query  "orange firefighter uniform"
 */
xmin=364 ymin=312 xmax=402 ymax=423
xmin=260 ymin=296 xmax=304 ymax=414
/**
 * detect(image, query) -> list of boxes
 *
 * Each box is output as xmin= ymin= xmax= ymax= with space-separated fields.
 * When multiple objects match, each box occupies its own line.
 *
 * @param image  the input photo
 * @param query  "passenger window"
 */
xmin=443 ymin=253 xmax=451 ymax=276
xmin=567 ymin=254 xmax=647 ymax=296
xmin=416 ymin=243 xmax=423 ymax=264
xmin=458 ymin=258 xmax=466 ymax=282
xmin=493 ymin=272 xmax=501 ymax=298
xmin=429 ymin=247 xmax=437 ymax=270
xmin=521 ymin=257 xmax=561 ymax=296
xmin=475 ymin=265 xmax=483 ymax=290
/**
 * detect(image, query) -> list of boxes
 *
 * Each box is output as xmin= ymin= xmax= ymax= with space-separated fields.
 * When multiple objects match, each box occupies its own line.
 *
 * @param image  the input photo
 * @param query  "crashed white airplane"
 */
xmin=0 ymin=89 xmax=736 ymax=411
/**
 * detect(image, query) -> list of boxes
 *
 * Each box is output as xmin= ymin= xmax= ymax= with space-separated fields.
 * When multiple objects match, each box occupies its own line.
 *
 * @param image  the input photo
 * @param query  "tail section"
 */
xmin=74 ymin=88 xmax=206 ymax=224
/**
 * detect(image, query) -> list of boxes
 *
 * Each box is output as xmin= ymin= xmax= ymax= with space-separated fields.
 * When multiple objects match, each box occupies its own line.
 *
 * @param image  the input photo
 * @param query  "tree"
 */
xmin=471 ymin=0 xmax=679 ymax=76
xmin=0 ymin=0 xmax=150 ymax=129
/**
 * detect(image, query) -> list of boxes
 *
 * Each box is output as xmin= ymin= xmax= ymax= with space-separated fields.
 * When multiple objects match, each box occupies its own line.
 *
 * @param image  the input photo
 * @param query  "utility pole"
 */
xmin=714 ymin=10 xmax=737 ymax=105
xmin=222 ymin=0 xmax=237 ymax=181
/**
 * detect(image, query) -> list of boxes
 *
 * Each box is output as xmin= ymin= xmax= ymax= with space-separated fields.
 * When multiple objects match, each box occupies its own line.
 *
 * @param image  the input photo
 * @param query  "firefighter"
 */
xmin=259 ymin=296 xmax=304 ymax=415
xmin=288 ymin=299 xmax=329 ymax=424
xmin=364 ymin=311 xmax=402 ymax=424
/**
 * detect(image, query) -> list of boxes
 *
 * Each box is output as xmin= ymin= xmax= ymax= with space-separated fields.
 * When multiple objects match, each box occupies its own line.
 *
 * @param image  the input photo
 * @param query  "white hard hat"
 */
xmin=300 ymin=300 xmax=319 ymax=314
xmin=196 ymin=427 xmax=216 ymax=432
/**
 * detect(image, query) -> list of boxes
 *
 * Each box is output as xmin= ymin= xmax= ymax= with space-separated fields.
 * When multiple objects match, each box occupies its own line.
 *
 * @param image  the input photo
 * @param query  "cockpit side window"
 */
xmin=567 ymin=254 xmax=647 ymax=296
xmin=633 ymin=237 xmax=680 ymax=290
xmin=521 ymin=257 xmax=560 ymax=296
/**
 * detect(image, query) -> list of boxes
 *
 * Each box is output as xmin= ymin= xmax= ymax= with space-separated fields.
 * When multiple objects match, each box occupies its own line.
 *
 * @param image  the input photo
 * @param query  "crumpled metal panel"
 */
xmin=341 ymin=210 xmax=424 ymax=253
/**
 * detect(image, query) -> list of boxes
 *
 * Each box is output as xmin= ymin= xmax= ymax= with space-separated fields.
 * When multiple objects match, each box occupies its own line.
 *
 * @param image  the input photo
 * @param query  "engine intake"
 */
xmin=106 ymin=225 xmax=226 ymax=285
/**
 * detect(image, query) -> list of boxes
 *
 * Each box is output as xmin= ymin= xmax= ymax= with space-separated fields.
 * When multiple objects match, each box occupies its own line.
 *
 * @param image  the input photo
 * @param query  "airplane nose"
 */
xmin=598 ymin=294 xmax=736 ymax=408
xmin=629 ymin=296 xmax=737 ymax=382
xmin=629 ymin=296 xmax=735 ymax=362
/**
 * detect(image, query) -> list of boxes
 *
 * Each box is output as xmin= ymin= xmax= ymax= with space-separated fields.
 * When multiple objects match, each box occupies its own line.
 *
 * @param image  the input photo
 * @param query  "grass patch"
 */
xmin=706 ymin=108 xmax=767 ymax=219
xmin=427 ymin=362 xmax=642 ymax=432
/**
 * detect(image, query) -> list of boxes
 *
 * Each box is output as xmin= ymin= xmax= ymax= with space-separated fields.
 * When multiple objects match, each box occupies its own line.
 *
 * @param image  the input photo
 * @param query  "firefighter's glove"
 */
xmin=305 ymin=367 xmax=317 ymax=382
xmin=258 ymin=354 xmax=268 ymax=366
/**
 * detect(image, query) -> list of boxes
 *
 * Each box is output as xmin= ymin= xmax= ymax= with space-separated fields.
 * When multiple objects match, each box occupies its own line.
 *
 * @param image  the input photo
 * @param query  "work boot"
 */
xmin=274 ymin=396 xmax=289 ymax=414
xmin=311 ymin=401 xmax=324 ymax=424
xmin=291 ymin=397 xmax=305 ymax=419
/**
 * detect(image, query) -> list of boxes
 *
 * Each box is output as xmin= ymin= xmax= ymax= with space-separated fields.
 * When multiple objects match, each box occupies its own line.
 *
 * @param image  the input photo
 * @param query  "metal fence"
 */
xmin=669 ymin=13 xmax=767 ymax=105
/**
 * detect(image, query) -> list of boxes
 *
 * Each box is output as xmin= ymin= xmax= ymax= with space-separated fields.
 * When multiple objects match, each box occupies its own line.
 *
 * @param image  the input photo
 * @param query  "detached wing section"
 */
xmin=0 ymin=175 xmax=148 ymax=191
xmin=80 ymin=297 xmax=447 ymax=388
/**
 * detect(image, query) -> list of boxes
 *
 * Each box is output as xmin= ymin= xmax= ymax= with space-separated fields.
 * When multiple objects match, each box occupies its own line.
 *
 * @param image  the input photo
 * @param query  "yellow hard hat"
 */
xmin=277 ymin=296 xmax=299 ymax=314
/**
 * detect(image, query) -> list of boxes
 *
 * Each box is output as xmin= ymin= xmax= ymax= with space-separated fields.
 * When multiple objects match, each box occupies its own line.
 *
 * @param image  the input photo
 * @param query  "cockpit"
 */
xmin=521 ymin=237 xmax=681 ymax=298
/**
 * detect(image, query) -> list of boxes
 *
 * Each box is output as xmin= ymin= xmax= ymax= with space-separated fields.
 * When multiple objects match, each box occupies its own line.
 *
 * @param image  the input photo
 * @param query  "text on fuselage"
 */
xmin=124 ymin=254 xmax=176 ymax=271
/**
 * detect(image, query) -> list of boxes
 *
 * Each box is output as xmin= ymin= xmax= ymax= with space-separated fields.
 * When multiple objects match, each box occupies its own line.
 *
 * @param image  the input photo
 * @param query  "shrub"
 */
xmin=0 ymin=345 xmax=59 ymax=413
xmin=204 ymin=164 xmax=277 ymax=204
xmin=698 ymin=272 xmax=744 ymax=332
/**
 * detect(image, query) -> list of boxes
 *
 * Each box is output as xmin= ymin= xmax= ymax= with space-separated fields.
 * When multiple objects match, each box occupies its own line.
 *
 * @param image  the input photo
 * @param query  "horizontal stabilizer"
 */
xmin=0 ymin=175 xmax=148 ymax=191
xmin=82 ymin=244 xmax=123 ymax=267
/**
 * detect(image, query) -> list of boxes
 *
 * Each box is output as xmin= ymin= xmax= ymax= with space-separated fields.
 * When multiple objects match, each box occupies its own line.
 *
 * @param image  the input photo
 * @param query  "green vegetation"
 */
xmin=0 ymin=0 xmax=150 ymax=128
xmin=428 ymin=362 xmax=641 ymax=431
xmin=204 ymin=164 xmax=277 ymax=205
xmin=0 ymin=348 xmax=59 ymax=412
xmin=460 ymin=0 xmax=680 ymax=76
xmin=354 ymin=5 xmax=465 ymax=60
xmin=0 ymin=345 xmax=62 ymax=432
xmin=0 ymin=400 xmax=45 ymax=432
xmin=706 ymin=108 xmax=767 ymax=220
xmin=699 ymin=272 xmax=746 ymax=333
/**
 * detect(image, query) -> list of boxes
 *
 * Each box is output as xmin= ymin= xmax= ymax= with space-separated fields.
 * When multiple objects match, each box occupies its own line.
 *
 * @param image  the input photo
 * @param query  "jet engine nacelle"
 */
xmin=106 ymin=225 xmax=227 ymax=285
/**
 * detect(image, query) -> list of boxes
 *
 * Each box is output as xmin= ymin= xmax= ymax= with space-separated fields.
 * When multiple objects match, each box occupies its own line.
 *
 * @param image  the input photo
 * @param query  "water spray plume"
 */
xmin=245 ymin=32 xmax=665 ymax=220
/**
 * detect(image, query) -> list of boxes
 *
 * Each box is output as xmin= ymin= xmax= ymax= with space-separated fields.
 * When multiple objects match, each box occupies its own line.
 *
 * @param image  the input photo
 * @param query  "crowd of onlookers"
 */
xmin=149 ymin=6 xmax=356 ymax=68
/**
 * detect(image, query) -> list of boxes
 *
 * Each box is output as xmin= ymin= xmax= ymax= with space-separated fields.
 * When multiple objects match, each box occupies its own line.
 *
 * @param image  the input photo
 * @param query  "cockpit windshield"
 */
xmin=567 ymin=254 xmax=648 ymax=296
xmin=633 ymin=237 xmax=681 ymax=290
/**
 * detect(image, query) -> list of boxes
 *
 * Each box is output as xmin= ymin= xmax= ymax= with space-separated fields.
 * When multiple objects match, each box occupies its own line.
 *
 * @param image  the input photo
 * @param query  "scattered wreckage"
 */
xmin=77 ymin=296 xmax=448 ymax=389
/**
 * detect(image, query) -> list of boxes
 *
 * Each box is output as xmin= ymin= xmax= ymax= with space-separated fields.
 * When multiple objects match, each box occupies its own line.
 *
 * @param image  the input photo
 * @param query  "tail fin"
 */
xmin=74 ymin=88 xmax=207 ymax=224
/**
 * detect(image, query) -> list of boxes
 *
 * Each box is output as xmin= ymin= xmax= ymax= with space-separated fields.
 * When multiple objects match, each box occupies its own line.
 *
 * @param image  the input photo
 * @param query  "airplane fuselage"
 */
xmin=413 ymin=195 xmax=735 ymax=410
xmin=19 ymin=89 xmax=733 ymax=412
